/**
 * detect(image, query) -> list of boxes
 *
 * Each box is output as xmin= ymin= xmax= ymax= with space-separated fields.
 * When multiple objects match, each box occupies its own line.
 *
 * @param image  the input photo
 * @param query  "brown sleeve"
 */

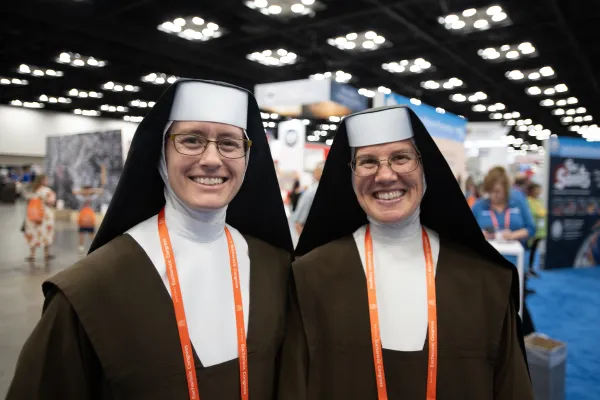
xmin=493 ymin=297 xmax=534 ymax=400
xmin=6 ymin=289 xmax=104 ymax=400
xmin=277 ymin=277 xmax=309 ymax=400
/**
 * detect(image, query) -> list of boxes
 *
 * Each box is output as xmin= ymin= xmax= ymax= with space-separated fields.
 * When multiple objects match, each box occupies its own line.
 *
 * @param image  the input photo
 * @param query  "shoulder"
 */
xmin=292 ymin=235 xmax=356 ymax=282
xmin=439 ymin=238 xmax=514 ymax=303
xmin=44 ymin=235 xmax=147 ymax=299
xmin=471 ymin=198 xmax=489 ymax=213
xmin=241 ymin=231 xmax=292 ymax=268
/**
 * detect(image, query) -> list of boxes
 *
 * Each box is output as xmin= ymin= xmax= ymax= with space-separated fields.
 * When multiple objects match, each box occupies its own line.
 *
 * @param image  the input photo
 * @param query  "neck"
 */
xmin=491 ymin=201 xmax=506 ymax=210
xmin=368 ymin=207 xmax=422 ymax=245
xmin=163 ymin=189 xmax=226 ymax=243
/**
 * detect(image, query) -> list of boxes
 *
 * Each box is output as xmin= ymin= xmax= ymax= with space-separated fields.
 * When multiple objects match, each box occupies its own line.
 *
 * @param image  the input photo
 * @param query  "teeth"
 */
xmin=375 ymin=190 xmax=405 ymax=200
xmin=192 ymin=177 xmax=224 ymax=185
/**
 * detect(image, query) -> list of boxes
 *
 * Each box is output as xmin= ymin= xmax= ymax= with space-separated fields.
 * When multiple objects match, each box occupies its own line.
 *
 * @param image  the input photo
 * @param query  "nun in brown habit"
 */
xmin=7 ymin=79 xmax=293 ymax=399
xmin=279 ymin=106 xmax=533 ymax=399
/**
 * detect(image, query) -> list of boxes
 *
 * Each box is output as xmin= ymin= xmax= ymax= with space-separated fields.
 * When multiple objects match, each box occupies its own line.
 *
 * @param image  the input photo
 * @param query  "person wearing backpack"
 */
xmin=73 ymin=167 xmax=106 ymax=253
xmin=23 ymin=174 xmax=56 ymax=261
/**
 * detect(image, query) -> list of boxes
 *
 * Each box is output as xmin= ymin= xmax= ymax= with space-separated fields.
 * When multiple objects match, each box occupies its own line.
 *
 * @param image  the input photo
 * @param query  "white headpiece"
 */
xmin=346 ymin=107 xmax=414 ymax=148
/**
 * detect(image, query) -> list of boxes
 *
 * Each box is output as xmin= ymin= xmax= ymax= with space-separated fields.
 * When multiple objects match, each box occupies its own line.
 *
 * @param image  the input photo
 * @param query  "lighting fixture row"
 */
xmin=478 ymin=43 xmax=536 ymax=61
xmin=17 ymin=64 xmax=63 ymax=78
xmin=382 ymin=58 xmax=433 ymax=75
xmin=0 ymin=77 xmax=28 ymax=86
xmin=246 ymin=49 xmax=298 ymax=67
xmin=450 ymin=92 xmax=487 ymax=103
xmin=526 ymin=84 xmax=568 ymax=96
xmin=309 ymin=71 xmax=352 ymax=83
xmin=490 ymin=112 xmax=521 ymax=120
xmin=327 ymin=31 xmax=389 ymax=52
xmin=158 ymin=17 xmax=223 ymax=42
xmin=439 ymin=5 xmax=509 ymax=33
xmin=506 ymin=67 xmax=554 ymax=81
xmin=56 ymin=52 xmax=107 ymax=68
xmin=142 ymin=73 xmax=178 ymax=85
xmin=245 ymin=0 xmax=318 ymax=17
xmin=421 ymin=77 xmax=463 ymax=90
xmin=472 ymin=103 xmax=506 ymax=112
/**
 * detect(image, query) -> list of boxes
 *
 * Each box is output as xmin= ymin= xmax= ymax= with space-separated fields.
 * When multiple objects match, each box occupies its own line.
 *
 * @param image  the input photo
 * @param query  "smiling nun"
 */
xmin=279 ymin=105 xmax=533 ymax=399
xmin=8 ymin=79 xmax=293 ymax=400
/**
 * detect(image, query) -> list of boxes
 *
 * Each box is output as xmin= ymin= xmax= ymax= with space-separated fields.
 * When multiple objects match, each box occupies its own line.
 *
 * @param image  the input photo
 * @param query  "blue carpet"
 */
xmin=527 ymin=267 xmax=600 ymax=400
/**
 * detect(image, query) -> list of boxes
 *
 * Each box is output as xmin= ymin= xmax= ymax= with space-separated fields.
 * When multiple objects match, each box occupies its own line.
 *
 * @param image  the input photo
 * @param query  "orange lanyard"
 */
xmin=158 ymin=208 xmax=249 ymax=400
xmin=490 ymin=208 xmax=510 ymax=231
xmin=365 ymin=225 xmax=438 ymax=400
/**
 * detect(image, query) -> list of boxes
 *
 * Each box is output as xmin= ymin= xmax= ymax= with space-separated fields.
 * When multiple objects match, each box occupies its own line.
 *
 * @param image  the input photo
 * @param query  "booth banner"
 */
xmin=45 ymin=130 xmax=123 ymax=210
xmin=276 ymin=119 xmax=306 ymax=174
xmin=374 ymin=92 xmax=467 ymax=180
xmin=546 ymin=136 xmax=600 ymax=269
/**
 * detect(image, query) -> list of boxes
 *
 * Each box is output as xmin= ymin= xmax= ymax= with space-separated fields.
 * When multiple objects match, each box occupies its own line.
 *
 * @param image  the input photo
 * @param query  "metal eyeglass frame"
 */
xmin=169 ymin=133 xmax=252 ymax=159
xmin=349 ymin=151 xmax=422 ymax=176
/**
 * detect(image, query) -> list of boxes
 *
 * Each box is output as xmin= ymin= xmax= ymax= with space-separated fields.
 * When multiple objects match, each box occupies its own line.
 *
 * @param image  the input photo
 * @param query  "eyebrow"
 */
xmin=356 ymin=149 xmax=416 ymax=158
xmin=174 ymin=129 xmax=244 ymax=139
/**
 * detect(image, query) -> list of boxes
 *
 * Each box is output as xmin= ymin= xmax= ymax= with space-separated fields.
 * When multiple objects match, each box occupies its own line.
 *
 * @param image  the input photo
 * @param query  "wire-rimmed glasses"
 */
xmin=350 ymin=151 xmax=421 ymax=176
xmin=169 ymin=133 xmax=252 ymax=159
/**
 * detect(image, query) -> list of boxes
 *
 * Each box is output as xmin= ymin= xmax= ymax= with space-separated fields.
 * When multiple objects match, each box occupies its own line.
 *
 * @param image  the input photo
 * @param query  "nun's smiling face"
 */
xmin=352 ymin=139 xmax=424 ymax=224
xmin=165 ymin=121 xmax=247 ymax=210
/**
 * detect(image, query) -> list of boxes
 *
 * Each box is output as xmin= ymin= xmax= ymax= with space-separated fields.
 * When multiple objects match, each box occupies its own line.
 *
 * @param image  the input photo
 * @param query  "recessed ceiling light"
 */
xmin=478 ymin=43 xmax=537 ymax=62
xmin=439 ymin=5 xmax=510 ymax=33
xmin=309 ymin=70 xmax=352 ymax=83
xmin=383 ymin=58 xmax=433 ymax=75
xmin=158 ymin=16 xmax=224 ymax=41
xmin=56 ymin=52 xmax=107 ymax=68
xmin=102 ymin=81 xmax=140 ymax=92
xmin=247 ymin=49 xmax=298 ymax=66
xmin=0 ymin=76 xmax=29 ymax=86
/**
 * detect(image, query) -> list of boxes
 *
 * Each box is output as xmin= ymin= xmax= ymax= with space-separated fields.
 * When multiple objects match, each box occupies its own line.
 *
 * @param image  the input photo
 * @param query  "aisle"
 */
xmin=527 ymin=267 xmax=600 ymax=400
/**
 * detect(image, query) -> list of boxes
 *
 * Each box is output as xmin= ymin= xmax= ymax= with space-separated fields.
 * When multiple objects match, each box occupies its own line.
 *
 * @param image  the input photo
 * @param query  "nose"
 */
xmin=374 ymin=161 xmax=398 ymax=183
xmin=198 ymin=142 xmax=223 ymax=169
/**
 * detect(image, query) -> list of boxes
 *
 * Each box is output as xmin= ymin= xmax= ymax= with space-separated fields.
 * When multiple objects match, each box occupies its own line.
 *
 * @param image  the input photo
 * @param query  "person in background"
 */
xmin=72 ymin=165 xmax=106 ymax=253
xmin=23 ymin=174 xmax=56 ymax=261
xmin=288 ymin=177 xmax=302 ymax=212
xmin=472 ymin=167 xmax=536 ymax=244
xmin=526 ymin=182 xmax=547 ymax=276
xmin=465 ymin=176 xmax=480 ymax=208
xmin=291 ymin=161 xmax=324 ymax=235
xmin=513 ymin=173 xmax=529 ymax=194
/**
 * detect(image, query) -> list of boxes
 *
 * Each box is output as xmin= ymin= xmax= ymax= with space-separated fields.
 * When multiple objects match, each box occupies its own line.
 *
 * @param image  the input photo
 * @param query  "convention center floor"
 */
xmin=0 ymin=202 xmax=598 ymax=398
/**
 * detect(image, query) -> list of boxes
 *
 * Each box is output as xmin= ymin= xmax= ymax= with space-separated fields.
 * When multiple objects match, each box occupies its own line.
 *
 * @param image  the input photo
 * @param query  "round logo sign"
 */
xmin=285 ymin=129 xmax=299 ymax=147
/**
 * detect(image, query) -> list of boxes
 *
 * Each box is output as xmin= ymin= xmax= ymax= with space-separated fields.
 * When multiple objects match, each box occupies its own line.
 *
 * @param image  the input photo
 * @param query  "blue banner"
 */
xmin=546 ymin=136 xmax=600 ymax=269
xmin=383 ymin=93 xmax=467 ymax=143
xmin=330 ymin=82 xmax=368 ymax=113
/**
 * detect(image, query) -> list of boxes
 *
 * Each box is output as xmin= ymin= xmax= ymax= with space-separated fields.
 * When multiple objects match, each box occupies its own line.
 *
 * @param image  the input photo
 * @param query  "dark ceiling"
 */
xmin=1 ymin=0 xmax=599 ymax=147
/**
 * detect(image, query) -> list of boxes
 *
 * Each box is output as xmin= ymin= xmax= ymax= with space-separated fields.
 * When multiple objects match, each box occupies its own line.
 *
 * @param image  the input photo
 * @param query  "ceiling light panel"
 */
xmin=56 ymin=52 xmax=107 ymax=67
xmin=505 ymin=66 xmax=555 ymax=81
xmin=73 ymin=109 xmax=100 ymax=117
xmin=67 ymin=89 xmax=103 ymax=99
xmin=247 ymin=49 xmax=298 ymax=66
xmin=478 ymin=42 xmax=537 ymax=62
xmin=526 ymin=83 xmax=568 ymax=96
xmin=421 ymin=77 xmax=463 ymax=90
xmin=102 ymin=81 xmax=140 ymax=92
xmin=309 ymin=70 xmax=352 ymax=83
xmin=124 ymin=116 xmax=144 ymax=123
xmin=38 ymin=95 xmax=71 ymax=104
xmin=10 ymin=100 xmax=44 ymax=109
xmin=130 ymin=100 xmax=156 ymax=108
xmin=358 ymin=88 xmax=375 ymax=98
xmin=142 ymin=73 xmax=178 ymax=85
xmin=245 ymin=0 xmax=323 ymax=18
xmin=327 ymin=30 xmax=390 ymax=52
xmin=0 ymin=77 xmax=28 ymax=86
xmin=439 ymin=5 xmax=511 ymax=34
xmin=17 ymin=64 xmax=64 ymax=78
xmin=382 ymin=58 xmax=434 ymax=75
xmin=158 ymin=16 xmax=224 ymax=41
xmin=451 ymin=91 xmax=487 ymax=103
xmin=100 ymin=104 xmax=129 ymax=113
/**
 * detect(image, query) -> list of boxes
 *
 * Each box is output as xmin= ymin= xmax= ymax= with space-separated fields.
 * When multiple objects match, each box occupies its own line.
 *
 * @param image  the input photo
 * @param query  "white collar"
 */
xmin=368 ymin=207 xmax=421 ymax=246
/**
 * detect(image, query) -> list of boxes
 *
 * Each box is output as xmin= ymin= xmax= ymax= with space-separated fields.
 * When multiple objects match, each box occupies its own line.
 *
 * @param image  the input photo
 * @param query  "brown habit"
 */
xmin=278 ymin=235 xmax=534 ymax=400
xmin=7 ymin=234 xmax=290 ymax=399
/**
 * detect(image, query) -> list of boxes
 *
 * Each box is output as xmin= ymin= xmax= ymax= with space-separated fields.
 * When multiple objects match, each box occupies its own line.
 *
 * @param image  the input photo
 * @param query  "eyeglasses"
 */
xmin=350 ymin=152 xmax=421 ymax=176
xmin=169 ymin=133 xmax=252 ymax=159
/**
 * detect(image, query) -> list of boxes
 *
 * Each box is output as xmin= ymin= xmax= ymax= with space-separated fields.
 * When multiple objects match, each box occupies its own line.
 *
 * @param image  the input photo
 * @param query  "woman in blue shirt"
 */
xmin=472 ymin=166 xmax=536 ymax=245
